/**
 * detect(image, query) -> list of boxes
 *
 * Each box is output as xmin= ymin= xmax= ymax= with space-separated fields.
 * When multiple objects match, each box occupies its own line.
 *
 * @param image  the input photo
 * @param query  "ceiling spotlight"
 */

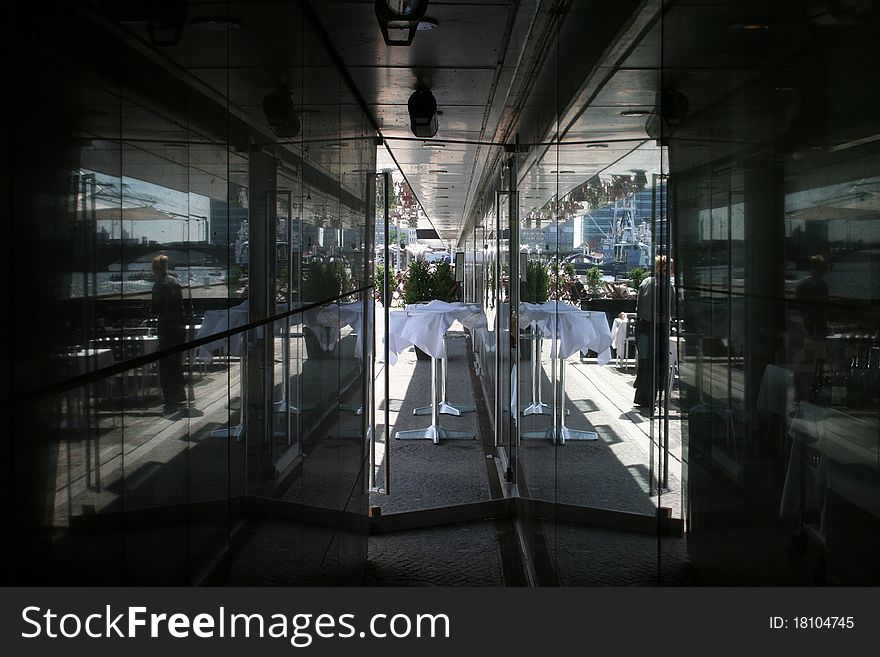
xmin=263 ymin=87 xmax=300 ymax=137
xmin=645 ymin=89 xmax=689 ymax=144
xmin=375 ymin=1 xmax=429 ymax=46
xmin=621 ymin=110 xmax=651 ymax=117
xmin=409 ymin=88 xmax=439 ymax=138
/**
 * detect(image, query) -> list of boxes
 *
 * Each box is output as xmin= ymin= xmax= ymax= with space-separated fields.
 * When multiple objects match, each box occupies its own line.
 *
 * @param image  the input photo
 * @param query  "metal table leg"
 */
xmin=552 ymin=356 xmax=598 ymax=444
xmin=396 ymin=355 xmax=475 ymax=444
xmin=210 ymin=351 xmax=247 ymax=441
xmin=523 ymin=326 xmax=551 ymax=415
xmin=414 ymin=333 xmax=475 ymax=416
xmin=522 ymin=347 xmax=596 ymax=445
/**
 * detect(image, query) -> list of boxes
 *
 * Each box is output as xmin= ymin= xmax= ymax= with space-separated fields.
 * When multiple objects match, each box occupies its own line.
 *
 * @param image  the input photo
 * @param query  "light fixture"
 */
xmin=262 ymin=87 xmax=300 ymax=137
xmin=730 ymin=22 xmax=771 ymax=31
xmin=585 ymin=143 xmax=608 ymax=149
xmin=105 ymin=0 xmax=188 ymax=46
xmin=375 ymin=1 xmax=429 ymax=46
xmin=550 ymin=170 xmax=576 ymax=174
xmin=409 ymin=89 xmax=439 ymax=138
xmin=645 ymin=89 xmax=689 ymax=144
xmin=631 ymin=169 xmax=648 ymax=186
xmin=429 ymin=169 xmax=448 ymax=174
xmin=621 ymin=110 xmax=651 ymax=117
xmin=189 ymin=17 xmax=241 ymax=31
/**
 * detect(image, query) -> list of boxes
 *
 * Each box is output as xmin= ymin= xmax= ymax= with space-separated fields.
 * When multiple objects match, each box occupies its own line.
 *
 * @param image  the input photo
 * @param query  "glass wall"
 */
xmin=463 ymin=0 xmax=674 ymax=584
xmin=666 ymin=1 xmax=880 ymax=584
xmin=5 ymin=1 xmax=374 ymax=584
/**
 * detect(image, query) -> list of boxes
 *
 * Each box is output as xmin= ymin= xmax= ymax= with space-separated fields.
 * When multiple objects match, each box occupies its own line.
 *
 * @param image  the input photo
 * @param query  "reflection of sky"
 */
xmin=86 ymin=170 xmax=212 ymax=243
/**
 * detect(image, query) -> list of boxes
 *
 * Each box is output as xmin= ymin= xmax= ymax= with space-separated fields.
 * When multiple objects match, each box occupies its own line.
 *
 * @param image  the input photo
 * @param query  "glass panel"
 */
xmin=8 ymin=0 xmax=373 ymax=585
xmin=667 ymin=0 xmax=880 ymax=584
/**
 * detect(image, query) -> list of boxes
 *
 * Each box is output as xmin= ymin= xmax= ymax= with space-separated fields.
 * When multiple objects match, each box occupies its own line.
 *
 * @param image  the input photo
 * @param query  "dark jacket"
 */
xmin=636 ymin=275 xmax=672 ymax=324
xmin=151 ymin=273 xmax=184 ymax=324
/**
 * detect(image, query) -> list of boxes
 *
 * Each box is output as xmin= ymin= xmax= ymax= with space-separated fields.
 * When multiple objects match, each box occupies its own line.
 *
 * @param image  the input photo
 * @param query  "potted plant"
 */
xmin=581 ymin=266 xmax=637 ymax=337
xmin=432 ymin=260 xmax=457 ymax=301
xmin=302 ymin=259 xmax=351 ymax=358
xmin=523 ymin=259 xmax=551 ymax=305
xmin=402 ymin=258 xmax=432 ymax=305
xmin=303 ymin=259 xmax=349 ymax=304
xmin=402 ymin=259 xmax=434 ymax=360
xmin=628 ymin=266 xmax=648 ymax=290
xmin=520 ymin=259 xmax=550 ymax=360
xmin=585 ymin=266 xmax=603 ymax=298
xmin=374 ymin=263 xmax=388 ymax=306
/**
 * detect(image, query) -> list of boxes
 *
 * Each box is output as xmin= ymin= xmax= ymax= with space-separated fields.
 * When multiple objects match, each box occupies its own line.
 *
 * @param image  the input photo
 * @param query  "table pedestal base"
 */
xmin=210 ymin=424 xmax=245 ymax=441
xmin=521 ymin=356 xmax=596 ymax=445
xmin=274 ymin=399 xmax=314 ymax=415
xmin=414 ymin=401 xmax=476 ymax=416
xmin=522 ymin=402 xmax=569 ymax=416
xmin=397 ymin=354 xmax=476 ymax=444
xmin=395 ymin=425 xmax=476 ymax=445
xmin=522 ymin=426 xmax=598 ymax=444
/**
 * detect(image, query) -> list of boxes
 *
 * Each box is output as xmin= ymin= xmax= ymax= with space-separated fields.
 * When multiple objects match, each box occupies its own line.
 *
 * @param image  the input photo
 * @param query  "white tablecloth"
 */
xmin=89 ymin=336 xmax=159 ymax=359
xmin=611 ymin=317 xmax=628 ymax=354
xmin=757 ymin=364 xmax=796 ymax=419
xmin=304 ymin=302 xmax=364 ymax=355
xmin=66 ymin=348 xmax=114 ymax=373
xmin=385 ymin=300 xmax=487 ymax=365
xmin=198 ymin=300 xmax=290 ymax=359
xmin=518 ymin=301 xmax=613 ymax=364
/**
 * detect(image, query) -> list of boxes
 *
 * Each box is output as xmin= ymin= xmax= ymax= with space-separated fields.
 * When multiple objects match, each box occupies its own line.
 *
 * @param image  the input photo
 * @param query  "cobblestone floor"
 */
xmin=362 ymin=522 xmax=505 ymax=586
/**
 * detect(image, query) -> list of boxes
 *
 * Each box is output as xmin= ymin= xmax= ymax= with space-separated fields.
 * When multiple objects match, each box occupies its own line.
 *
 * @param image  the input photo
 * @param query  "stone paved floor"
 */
xmin=371 ymin=329 xmax=493 ymax=513
xmin=231 ymin=320 xmax=692 ymax=586
xmin=362 ymin=522 xmax=505 ymax=586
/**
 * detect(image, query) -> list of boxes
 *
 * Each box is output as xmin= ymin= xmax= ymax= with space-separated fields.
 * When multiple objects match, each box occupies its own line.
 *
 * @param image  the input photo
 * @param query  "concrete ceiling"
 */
xmin=49 ymin=0 xmax=880 ymax=245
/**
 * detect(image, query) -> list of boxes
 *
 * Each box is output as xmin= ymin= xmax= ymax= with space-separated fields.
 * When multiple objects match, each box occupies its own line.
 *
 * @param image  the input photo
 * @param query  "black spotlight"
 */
xmin=375 ymin=0 xmax=429 ymax=46
xmin=263 ymin=88 xmax=300 ymax=138
xmin=645 ymin=89 xmax=689 ymax=144
xmin=408 ymin=89 xmax=438 ymax=138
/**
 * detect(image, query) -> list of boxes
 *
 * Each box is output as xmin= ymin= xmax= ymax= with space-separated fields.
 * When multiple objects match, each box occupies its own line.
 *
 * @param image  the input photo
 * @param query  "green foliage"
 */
xmin=403 ymin=258 xmax=432 ymax=305
xmin=524 ymin=260 xmax=550 ymax=303
xmin=303 ymin=260 xmax=350 ymax=303
xmin=402 ymin=259 xmax=460 ymax=303
xmin=628 ymin=266 xmax=648 ymax=290
xmin=228 ymin=263 xmax=244 ymax=286
xmin=432 ymin=261 xmax=456 ymax=301
xmin=375 ymin=263 xmax=386 ymax=292
xmin=586 ymin=266 xmax=603 ymax=295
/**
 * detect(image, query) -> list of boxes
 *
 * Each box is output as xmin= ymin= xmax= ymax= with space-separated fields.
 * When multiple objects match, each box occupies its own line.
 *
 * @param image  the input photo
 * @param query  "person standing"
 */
xmin=633 ymin=255 xmax=672 ymax=410
xmin=151 ymin=255 xmax=186 ymax=410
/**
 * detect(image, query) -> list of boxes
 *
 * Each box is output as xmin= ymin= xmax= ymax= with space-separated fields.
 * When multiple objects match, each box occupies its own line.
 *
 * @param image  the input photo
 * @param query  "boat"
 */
xmin=600 ymin=197 xmax=653 ymax=275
